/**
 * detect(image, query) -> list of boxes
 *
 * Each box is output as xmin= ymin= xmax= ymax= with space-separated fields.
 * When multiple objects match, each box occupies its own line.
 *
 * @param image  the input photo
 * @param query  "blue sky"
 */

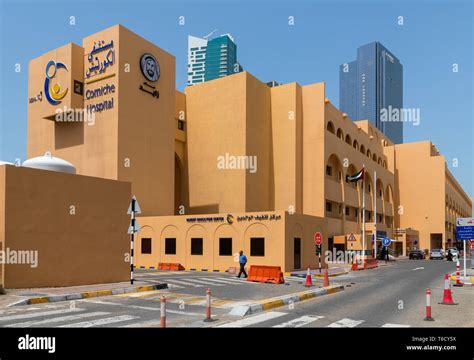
xmin=0 ymin=0 xmax=472 ymax=196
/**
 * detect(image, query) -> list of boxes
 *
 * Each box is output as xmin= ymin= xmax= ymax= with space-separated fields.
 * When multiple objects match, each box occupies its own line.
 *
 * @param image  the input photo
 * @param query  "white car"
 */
xmin=446 ymin=247 xmax=459 ymax=259
xmin=429 ymin=249 xmax=444 ymax=260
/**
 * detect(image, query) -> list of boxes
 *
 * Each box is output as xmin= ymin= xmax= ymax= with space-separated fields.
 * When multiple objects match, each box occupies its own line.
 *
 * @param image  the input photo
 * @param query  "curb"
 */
xmin=449 ymin=275 xmax=474 ymax=282
xmin=9 ymin=283 xmax=168 ymax=307
xmin=228 ymin=284 xmax=344 ymax=316
xmin=284 ymin=271 xmax=348 ymax=278
xmin=137 ymin=266 xmax=227 ymax=273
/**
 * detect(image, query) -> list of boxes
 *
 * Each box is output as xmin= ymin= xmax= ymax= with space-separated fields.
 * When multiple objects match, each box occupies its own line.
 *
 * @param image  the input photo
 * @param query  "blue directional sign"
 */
xmin=382 ymin=237 xmax=392 ymax=247
xmin=456 ymin=218 xmax=474 ymax=241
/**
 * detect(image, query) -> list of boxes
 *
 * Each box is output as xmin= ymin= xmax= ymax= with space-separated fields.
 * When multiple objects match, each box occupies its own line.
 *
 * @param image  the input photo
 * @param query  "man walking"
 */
xmin=237 ymin=250 xmax=248 ymax=278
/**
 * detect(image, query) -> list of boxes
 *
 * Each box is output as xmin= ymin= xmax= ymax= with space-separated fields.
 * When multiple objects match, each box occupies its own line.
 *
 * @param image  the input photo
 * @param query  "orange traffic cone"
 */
xmin=351 ymin=255 xmax=358 ymax=271
xmin=439 ymin=274 xmax=457 ymax=305
xmin=304 ymin=267 xmax=313 ymax=287
xmin=323 ymin=267 xmax=330 ymax=287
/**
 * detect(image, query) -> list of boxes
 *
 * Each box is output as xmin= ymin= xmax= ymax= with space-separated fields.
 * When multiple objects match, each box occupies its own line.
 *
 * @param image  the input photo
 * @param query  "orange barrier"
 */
xmin=158 ymin=263 xmax=185 ymax=271
xmin=247 ymin=265 xmax=285 ymax=284
xmin=363 ymin=258 xmax=379 ymax=270
xmin=351 ymin=258 xmax=378 ymax=271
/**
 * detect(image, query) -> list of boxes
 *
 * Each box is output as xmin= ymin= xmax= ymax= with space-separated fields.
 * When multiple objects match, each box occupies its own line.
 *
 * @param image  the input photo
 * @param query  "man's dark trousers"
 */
xmin=238 ymin=263 xmax=247 ymax=278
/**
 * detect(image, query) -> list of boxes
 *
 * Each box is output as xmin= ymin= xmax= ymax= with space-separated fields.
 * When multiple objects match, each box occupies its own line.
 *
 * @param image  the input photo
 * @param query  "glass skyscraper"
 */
xmin=339 ymin=42 xmax=403 ymax=144
xmin=188 ymin=34 xmax=242 ymax=86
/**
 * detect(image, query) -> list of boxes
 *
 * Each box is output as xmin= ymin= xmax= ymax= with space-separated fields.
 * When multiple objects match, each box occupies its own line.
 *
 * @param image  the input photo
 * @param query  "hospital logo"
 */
xmin=140 ymin=53 xmax=160 ymax=82
xmin=44 ymin=61 xmax=68 ymax=105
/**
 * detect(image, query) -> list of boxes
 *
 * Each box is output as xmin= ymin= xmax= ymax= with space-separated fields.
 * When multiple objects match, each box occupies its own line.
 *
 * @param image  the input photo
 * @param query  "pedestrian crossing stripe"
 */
xmin=59 ymin=315 xmax=139 ymax=328
xmin=273 ymin=315 xmax=324 ymax=328
xmin=6 ymin=311 xmax=110 ymax=328
xmin=326 ymin=318 xmax=365 ymax=328
xmin=0 ymin=308 xmax=83 ymax=322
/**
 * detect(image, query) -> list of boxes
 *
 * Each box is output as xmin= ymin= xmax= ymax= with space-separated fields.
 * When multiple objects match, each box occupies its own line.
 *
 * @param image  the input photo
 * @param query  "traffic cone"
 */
xmin=454 ymin=260 xmax=464 ymax=287
xmin=304 ymin=267 xmax=313 ymax=287
xmin=323 ymin=267 xmax=330 ymax=287
xmin=351 ymin=255 xmax=358 ymax=271
xmin=439 ymin=274 xmax=457 ymax=305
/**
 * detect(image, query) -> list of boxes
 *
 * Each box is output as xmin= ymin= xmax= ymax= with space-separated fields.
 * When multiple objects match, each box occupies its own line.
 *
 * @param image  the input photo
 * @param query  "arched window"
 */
xmin=336 ymin=128 xmax=344 ymax=140
xmin=326 ymin=121 xmax=335 ymax=134
xmin=345 ymin=134 xmax=352 ymax=145
xmin=367 ymin=149 xmax=371 ymax=159
xmin=360 ymin=145 xmax=366 ymax=154
xmin=372 ymin=153 xmax=377 ymax=162
xmin=353 ymin=140 xmax=359 ymax=150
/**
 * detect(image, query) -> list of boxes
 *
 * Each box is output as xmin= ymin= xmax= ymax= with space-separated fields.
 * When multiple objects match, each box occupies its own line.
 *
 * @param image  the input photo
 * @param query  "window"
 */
xmin=219 ymin=238 xmax=232 ymax=256
xmin=345 ymin=206 xmax=350 ymax=216
xmin=141 ymin=238 xmax=152 ymax=254
xmin=355 ymin=209 xmax=359 ymax=217
xmin=178 ymin=120 xmax=185 ymax=131
xmin=250 ymin=237 xmax=265 ymax=256
xmin=165 ymin=238 xmax=176 ymax=255
xmin=191 ymin=238 xmax=203 ymax=255
xmin=326 ymin=166 xmax=332 ymax=176
xmin=326 ymin=201 xmax=332 ymax=212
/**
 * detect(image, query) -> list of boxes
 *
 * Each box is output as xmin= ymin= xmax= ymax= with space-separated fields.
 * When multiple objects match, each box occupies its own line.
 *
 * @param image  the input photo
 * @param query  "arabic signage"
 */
xmin=185 ymin=213 xmax=282 ymax=224
xmin=456 ymin=217 xmax=474 ymax=241
xmin=86 ymin=40 xmax=115 ymax=81
xmin=236 ymin=214 xmax=282 ymax=222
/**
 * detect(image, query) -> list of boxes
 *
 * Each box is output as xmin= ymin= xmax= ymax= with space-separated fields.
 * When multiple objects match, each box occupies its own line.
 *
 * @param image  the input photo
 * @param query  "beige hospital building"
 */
xmin=0 ymin=25 xmax=471 ymax=288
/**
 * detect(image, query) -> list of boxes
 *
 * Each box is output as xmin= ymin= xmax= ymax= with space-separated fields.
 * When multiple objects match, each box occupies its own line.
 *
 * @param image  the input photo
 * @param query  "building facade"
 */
xmin=187 ymin=34 xmax=241 ymax=86
xmin=340 ymin=42 xmax=403 ymax=144
xmin=1 ymin=25 xmax=471 ymax=287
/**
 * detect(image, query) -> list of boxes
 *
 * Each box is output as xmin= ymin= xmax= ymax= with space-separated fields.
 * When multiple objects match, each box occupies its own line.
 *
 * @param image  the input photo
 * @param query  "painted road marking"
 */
xmin=216 ymin=277 xmax=260 ymax=285
xmin=6 ymin=311 xmax=110 ymax=328
xmin=0 ymin=308 xmax=83 ymax=322
xmin=59 ymin=315 xmax=139 ymax=327
xmin=197 ymin=277 xmax=244 ymax=285
xmin=412 ymin=267 xmax=424 ymax=271
xmin=181 ymin=278 xmax=225 ymax=286
xmin=273 ymin=315 xmax=324 ymax=328
xmin=327 ymin=318 xmax=365 ymax=328
xmin=165 ymin=279 xmax=204 ymax=287
xmin=217 ymin=311 xmax=287 ymax=328
xmin=382 ymin=323 xmax=410 ymax=328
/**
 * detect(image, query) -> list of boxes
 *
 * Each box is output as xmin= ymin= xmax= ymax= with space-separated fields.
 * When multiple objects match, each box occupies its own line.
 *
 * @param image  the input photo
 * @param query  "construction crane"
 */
xmin=203 ymin=29 xmax=218 ymax=40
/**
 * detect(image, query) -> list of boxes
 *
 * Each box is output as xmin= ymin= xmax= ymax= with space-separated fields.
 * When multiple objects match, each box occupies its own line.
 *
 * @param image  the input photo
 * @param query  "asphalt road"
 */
xmin=1 ymin=259 xmax=471 ymax=328
xmin=215 ymin=259 xmax=474 ymax=328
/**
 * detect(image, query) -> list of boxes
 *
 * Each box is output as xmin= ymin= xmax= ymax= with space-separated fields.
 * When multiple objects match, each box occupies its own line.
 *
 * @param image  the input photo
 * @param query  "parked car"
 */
xmin=446 ymin=247 xmax=460 ymax=259
xmin=409 ymin=249 xmax=425 ymax=260
xmin=430 ymin=249 xmax=444 ymax=260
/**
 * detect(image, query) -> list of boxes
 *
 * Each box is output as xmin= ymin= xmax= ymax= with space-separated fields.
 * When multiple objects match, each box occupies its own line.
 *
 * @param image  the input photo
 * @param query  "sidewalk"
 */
xmin=286 ymin=264 xmax=350 ymax=278
xmin=0 ymin=279 xmax=167 ymax=307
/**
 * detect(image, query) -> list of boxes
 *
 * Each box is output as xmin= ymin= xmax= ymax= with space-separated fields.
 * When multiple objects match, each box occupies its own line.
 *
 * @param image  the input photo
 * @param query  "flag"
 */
xmin=346 ymin=167 xmax=365 ymax=182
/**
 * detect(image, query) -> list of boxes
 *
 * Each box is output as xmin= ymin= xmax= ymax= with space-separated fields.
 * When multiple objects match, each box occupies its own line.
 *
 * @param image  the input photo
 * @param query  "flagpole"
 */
xmin=362 ymin=165 xmax=365 ymax=267
xmin=374 ymin=170 xmax=377 ymax=260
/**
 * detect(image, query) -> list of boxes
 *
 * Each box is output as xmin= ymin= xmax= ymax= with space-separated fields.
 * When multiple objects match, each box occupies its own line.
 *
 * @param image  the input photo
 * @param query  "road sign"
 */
xmin=382 ymin=237 xmax=392 ymax=247
xmin=347 ymin=233 xmax=356 ymax=242
xmin=314 ymin=232 xmax=322 ymax=246
xmin=127 ymin=195 xmax=142 ymax=215
xmin=456 ymin=217 xmax=474 ymax=240
xmin=128 ymin=218 xmax=141 ymax=234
